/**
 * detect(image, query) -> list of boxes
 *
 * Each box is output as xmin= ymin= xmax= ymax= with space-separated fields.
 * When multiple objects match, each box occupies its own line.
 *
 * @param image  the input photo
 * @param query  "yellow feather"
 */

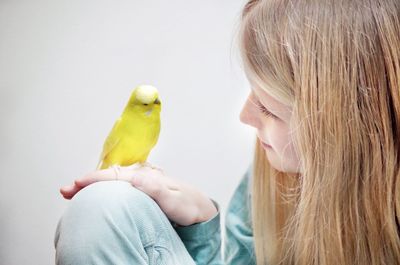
xmin=96 ymin=85 xmax=161 ymax=170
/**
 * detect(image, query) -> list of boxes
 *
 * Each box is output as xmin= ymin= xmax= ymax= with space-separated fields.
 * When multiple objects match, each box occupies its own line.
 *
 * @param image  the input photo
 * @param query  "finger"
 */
xmin=131 ymin=174 xmax=169 ymax=200
xmin=131 ymin=171 xmax=180 ymax=191
xmin=125 ymin=162 xmax=143 ymax=171
xmin=128 ymin=166 xmax=180 ymax=190
xmin=60 ymin=184 xmax=81 ymax=200
xmin=130 ymin=173 xmax=144 ymax=187
xmin=75 ymin=168 xmax=116 ymax=187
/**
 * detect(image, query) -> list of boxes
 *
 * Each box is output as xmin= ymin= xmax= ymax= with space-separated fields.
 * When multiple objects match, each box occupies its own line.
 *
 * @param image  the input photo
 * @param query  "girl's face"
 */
xmin=240 ymin=84 xmax=301 ymax=174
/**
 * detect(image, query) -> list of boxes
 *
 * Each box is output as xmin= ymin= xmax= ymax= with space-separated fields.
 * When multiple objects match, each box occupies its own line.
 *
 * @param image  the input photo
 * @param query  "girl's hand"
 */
xmin=59 ymin=163 xmax=218 ymax=226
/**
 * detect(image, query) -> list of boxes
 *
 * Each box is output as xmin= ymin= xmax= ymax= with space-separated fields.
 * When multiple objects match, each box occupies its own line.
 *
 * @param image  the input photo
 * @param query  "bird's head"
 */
xmin=127 ymin=85 xmax=161 ymax=112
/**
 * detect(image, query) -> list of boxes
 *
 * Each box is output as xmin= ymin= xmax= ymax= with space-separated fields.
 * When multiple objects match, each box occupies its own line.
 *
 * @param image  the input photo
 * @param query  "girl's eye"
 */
xmin=255 ymin=100 xmax=276 ymax=119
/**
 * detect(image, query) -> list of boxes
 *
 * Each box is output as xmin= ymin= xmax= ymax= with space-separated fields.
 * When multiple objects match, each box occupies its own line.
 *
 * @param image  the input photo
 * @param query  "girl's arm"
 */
xmin=224 ymin=165 xmax=255 ymax=264
xmin=172 ymin=165 xmax=256 ymax=265
xmin=173 ymin=199 xmax=223 ymax=265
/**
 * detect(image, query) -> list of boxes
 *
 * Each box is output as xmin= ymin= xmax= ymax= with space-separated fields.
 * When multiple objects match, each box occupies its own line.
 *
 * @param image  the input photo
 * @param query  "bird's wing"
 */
xmin=96 ymin=117 xmax=122 ymax=169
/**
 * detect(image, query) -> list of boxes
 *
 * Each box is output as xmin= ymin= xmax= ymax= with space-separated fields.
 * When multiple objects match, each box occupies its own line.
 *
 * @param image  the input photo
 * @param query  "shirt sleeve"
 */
xmin=223 ymin=165 xmax=256 ymax=264
xmin=173 ymin=199 xmax=223 ymax=265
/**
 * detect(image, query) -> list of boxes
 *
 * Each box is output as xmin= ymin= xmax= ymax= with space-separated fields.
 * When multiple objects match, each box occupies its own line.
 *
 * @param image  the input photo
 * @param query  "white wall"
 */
xmin=0 ymin=1 xmax=255 ymax=264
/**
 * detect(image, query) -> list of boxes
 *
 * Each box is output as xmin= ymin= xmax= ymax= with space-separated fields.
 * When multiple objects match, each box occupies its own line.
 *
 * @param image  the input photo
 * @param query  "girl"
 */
xmin=55 ymin=0 xmax=400 ymax=264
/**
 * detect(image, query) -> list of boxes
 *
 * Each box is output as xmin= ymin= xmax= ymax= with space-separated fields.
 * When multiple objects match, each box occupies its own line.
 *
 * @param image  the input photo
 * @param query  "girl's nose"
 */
xmin=240 ymin=93 xmax=260 ymax=129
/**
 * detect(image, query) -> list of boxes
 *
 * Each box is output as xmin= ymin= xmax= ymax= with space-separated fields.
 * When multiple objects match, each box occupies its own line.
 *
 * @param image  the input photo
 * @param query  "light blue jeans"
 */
xmin=54 ymin=181 xmax=196 ymax=265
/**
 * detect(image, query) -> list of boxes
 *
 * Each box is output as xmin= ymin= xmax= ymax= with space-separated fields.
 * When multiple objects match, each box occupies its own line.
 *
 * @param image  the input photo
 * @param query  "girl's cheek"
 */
xmin=270 ymin=126 xmax=290 ymax=151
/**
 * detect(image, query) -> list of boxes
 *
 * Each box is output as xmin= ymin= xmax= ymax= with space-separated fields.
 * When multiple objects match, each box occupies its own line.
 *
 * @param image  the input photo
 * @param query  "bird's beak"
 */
xmin=154 ymin=98 xmax=160 ymax=105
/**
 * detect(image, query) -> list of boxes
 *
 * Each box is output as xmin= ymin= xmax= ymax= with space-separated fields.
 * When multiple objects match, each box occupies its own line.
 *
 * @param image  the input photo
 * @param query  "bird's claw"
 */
xmin=139 ymin=161 xmax=164 ymax=173
xmin=125 ymin=162 xmax=164 ymax=173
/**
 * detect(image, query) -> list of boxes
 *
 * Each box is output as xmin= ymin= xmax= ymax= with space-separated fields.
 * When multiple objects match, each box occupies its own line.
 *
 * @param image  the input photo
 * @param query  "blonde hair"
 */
xmin=239 ymin=0 xmax=400 ymax=264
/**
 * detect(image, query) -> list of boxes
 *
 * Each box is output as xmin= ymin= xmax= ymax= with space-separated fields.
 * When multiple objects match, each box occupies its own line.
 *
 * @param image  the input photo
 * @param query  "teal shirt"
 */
xmin=174 ymin=165 xmax=256 ymax=264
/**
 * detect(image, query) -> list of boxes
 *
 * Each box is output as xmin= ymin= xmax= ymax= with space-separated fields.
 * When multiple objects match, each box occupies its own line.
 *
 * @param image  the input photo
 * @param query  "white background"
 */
xmin=0 ymin=0 xmax=255 ymax=264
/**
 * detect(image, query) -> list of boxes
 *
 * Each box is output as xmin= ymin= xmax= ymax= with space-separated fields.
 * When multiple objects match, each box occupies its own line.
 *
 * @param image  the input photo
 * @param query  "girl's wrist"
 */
xmin=172 ymin=198 xmax=218 ymax=227
xmin=194 ymin=197 xmax=218 ymax=224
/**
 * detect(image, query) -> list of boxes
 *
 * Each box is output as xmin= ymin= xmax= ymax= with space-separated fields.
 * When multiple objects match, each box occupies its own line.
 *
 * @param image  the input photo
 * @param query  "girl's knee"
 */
xmin=54 ymin=181 xmax=168 ymax=264
xmin=72 ymin=180 xmax=154 ymax=210
xmin=66 ymin=181 xmax=160 ymax=221
xmin=56 ymin=180 xmax=162 ymax=237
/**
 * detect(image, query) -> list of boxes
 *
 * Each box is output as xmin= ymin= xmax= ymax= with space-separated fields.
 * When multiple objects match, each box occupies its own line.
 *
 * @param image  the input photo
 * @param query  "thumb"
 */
xmin=131 ymin=174 xmax=144 ymax=187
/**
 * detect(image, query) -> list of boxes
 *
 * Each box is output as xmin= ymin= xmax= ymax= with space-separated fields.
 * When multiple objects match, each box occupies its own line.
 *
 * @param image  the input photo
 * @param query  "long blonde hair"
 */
xmin=239 ymin=0 xmax=400 ymax=264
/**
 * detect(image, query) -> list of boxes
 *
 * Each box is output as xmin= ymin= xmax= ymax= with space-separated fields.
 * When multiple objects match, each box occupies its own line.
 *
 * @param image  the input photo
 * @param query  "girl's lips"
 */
xmin=261 ymin=141 xmax=272 ymax=149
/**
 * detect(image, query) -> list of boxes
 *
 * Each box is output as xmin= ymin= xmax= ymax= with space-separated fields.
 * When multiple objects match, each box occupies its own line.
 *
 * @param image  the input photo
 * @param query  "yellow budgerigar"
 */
xmin=96 ymin=85 xmax=161 ymax=170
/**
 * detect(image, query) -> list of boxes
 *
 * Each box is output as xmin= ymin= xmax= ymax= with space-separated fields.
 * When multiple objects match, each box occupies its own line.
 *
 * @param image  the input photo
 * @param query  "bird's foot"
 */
xmin=139 ymin=161 xmax=164 ymax=173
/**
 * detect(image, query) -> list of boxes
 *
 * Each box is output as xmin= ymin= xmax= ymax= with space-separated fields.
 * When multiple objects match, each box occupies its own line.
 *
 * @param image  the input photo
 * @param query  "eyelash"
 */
xmin=255 ymin=100 xmax=276 ymax=119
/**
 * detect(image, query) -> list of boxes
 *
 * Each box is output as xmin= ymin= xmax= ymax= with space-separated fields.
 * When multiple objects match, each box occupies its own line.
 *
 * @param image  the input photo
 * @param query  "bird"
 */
xmin=96 ymin=85 xmax=161 ymax=171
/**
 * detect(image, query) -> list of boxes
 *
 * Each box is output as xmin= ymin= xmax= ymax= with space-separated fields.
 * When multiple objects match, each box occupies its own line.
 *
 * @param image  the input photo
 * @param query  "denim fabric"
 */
xmin=54 ymin=181 xmax=197 ymax=265
xmin=223 ymin=165 xmax=255 ymax=264
xmin=54 ymin=165 xmax=255 ymax=265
